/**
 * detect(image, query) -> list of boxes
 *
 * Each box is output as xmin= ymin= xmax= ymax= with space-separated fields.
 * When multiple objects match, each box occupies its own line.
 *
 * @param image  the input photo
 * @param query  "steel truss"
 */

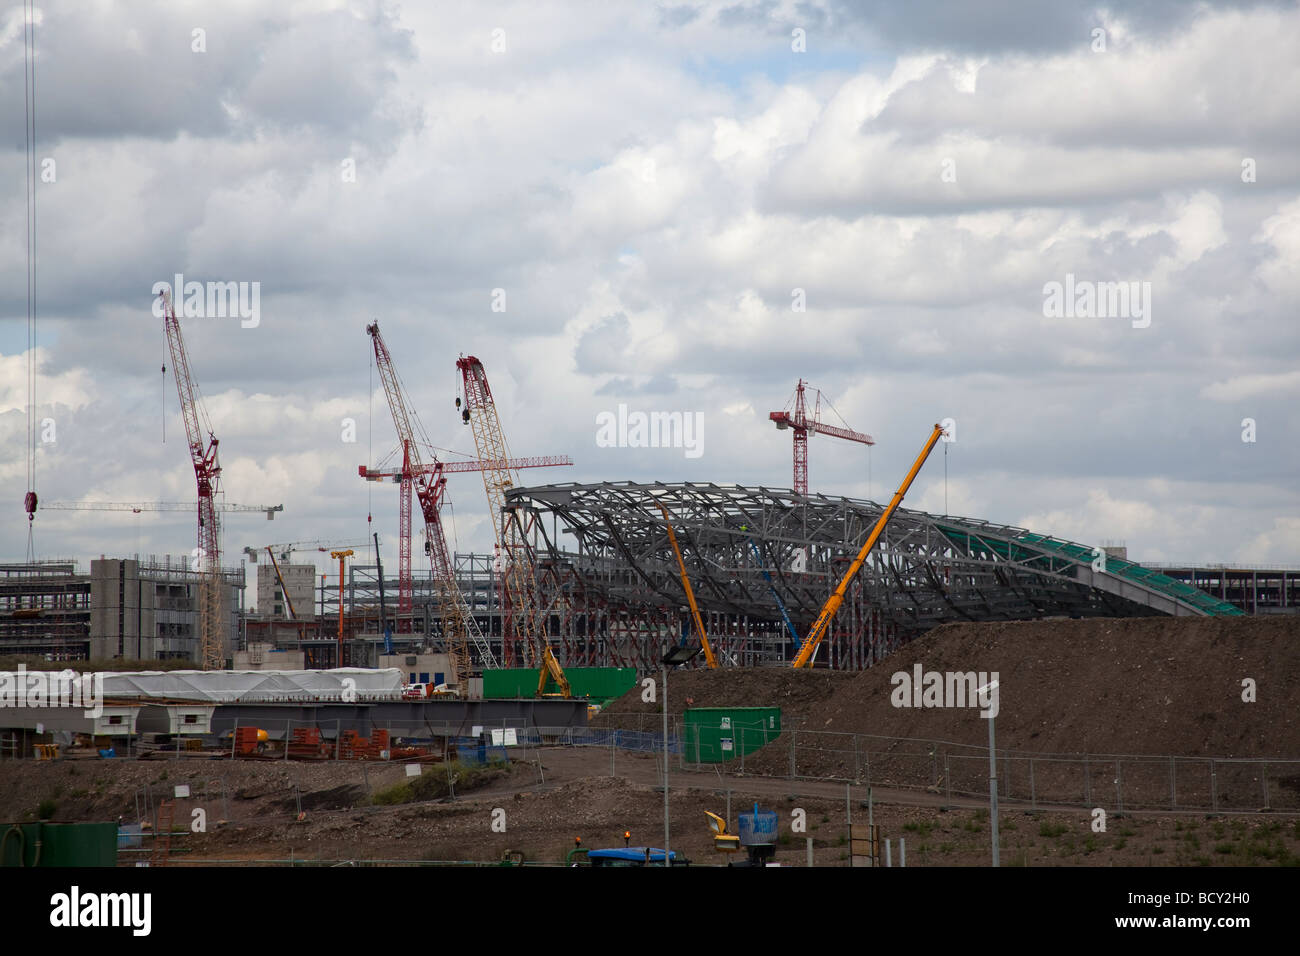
xmin=504 ymin=481 xmax=1211 ymax=673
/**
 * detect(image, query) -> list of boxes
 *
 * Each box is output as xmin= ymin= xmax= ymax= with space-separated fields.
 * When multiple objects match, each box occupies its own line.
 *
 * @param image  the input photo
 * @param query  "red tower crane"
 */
xmin=160 ymin=289 xmax=226 ymax=670
xmin=769 ymin=379 xmax=874 ymax=496
xmin=357 ymin=455 xmax=571 ymax=629
xmin=365 ymin=322 xmax=495 ymax=685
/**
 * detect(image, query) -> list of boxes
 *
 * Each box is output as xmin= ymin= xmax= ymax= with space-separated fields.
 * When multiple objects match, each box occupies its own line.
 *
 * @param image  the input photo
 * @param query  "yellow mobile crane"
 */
xmin=792 ymin=424 xmax=946 ymax=668
xmin=655 ymin=501 xmax=718 ymax=668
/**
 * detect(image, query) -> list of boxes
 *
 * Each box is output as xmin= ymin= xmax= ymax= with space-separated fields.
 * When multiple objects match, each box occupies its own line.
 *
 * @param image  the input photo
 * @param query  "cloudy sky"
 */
xmin=2 ymin=0 xmax=1297 ymax=596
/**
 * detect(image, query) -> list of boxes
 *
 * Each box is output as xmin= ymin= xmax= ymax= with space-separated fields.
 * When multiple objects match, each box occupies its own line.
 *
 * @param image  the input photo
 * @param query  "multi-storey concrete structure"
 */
xmin=255 ymin=562 xmax=316 ymax=620
xmin=0 ymin=556 xmax=243 ymax=664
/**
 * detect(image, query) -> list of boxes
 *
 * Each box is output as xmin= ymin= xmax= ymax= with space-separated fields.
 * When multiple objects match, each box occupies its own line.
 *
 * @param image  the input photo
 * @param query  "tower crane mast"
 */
xmin=769 ymin=379 xmax=874 ymax=496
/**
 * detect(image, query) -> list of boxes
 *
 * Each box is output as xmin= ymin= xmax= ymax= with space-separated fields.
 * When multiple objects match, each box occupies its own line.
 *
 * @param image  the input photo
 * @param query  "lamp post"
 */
xmin=661 ymin=643 xmax=701 ymax=864
xmin=978 ymin=679 xmax=1001 ymax=867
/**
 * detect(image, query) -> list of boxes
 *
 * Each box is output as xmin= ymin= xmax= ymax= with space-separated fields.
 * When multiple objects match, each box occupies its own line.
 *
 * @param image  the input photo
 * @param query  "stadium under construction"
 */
xmin=10 ymin=481 xmax=1283 ymax=676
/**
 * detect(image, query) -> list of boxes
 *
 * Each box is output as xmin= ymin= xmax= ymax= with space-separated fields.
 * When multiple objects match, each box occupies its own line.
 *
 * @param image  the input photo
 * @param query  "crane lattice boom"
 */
xmin=366 ymin=323 xmax=496 ymax=684
xmin=160 ymin=289 xmax=225 ymax=670
xmin=457 ymin=355 xmax=567 ymax=693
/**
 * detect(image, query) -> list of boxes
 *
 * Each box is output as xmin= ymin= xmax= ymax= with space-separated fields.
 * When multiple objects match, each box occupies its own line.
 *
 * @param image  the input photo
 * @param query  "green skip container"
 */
xmin=0 ymin=822 xmax=119 ymax=867
xmin=682 ymin=707 xmax=781 ymax=763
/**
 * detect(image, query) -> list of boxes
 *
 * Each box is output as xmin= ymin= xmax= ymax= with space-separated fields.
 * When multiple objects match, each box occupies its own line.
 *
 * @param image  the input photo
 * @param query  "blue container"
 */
xmin=117 ymin=824 xmax=143 ymax=849
xmin=737 ymin=809 xmax=779 ymax=846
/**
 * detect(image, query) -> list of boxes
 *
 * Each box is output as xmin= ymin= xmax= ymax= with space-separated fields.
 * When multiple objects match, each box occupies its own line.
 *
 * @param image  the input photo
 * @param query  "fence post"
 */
xmin=1083 ymin=756 xmax=1091 ymax=805
xmin=853 ymin=734 xmax=860 ymax=782
xmin=1170 ymin=756 xmax=1176 ymax=810
xmin=284 ymin=719 xmax=292 ymax=763
xmin=1210 ymin=759 xmax=1217 ymax=811
xmin=789 ymin=729 xmax=796 ymax=779
xmin=1029 ymin=757 xmax=1036 ymax=810
xmin=1261 ymin=762 xmax=1270 ymax=810
xmin=1115 ymin=760 xmax=1122 ymax=813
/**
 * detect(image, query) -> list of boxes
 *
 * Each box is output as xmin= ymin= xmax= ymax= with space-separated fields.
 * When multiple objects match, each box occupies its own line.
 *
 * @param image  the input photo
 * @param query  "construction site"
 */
xmin=2 ymin=296 xmax=1297 ymax=871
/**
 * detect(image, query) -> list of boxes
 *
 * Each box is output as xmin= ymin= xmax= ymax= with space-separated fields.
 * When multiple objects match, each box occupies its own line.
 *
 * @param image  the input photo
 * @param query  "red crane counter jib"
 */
xmin=769 ymin=379 xmax=874 ymax=496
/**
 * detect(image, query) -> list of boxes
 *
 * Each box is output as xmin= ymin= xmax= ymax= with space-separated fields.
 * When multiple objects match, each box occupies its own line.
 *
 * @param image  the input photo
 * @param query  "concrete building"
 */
xmin=233 ymin=642 xmax=306 ymax=670
xmin=0 ymin=562 xmax=91 ymax=659
xmin=0 ymin=557 xmax=243 ymax=665
xmin=378 ymin=652 xmax=457 ymax=689
xmin=255 ymin=562 xmax=316 ymax=620
xmin=90 ymin=558 xmax=241 ymax=662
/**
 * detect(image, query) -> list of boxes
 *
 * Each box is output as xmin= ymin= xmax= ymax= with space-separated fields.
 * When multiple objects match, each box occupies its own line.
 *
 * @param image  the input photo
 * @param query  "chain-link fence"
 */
xmin=664 ymin=721 xmax=1300 ymax=813
xmin=14 ymin=712 xmax=1299 ymax=815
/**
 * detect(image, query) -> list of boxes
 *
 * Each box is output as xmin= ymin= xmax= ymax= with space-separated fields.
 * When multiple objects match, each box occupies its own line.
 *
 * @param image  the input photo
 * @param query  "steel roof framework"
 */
xmin=505 ymin=481 xmax=1226 ymax=673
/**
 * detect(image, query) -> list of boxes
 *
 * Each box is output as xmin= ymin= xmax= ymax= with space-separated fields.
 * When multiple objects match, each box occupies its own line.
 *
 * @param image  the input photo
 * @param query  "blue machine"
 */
xmin=587 ymin=847 xmax=682 ymax=867
xmin=746 ymin=538 xmax=802 ymax=650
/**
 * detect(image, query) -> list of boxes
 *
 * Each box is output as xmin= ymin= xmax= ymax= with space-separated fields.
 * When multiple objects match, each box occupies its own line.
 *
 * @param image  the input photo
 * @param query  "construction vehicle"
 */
xmin=567 ymin=833 xmax=688 ymax=867
xmin=770 ymin=379 xmax=874 ymax=496
xmin=706 ymin=804 xmax=778 ymax=866
xmin=456 ymin=355 xmax=571 ymax=697
xmin=792 ymin=423 xmax=946 ymax=668
xmin=655 ymin=501 xmax=717 ymax=668
xmin=367 ymin=323 xmax=495 ymax=694
xmin=159 ymin=289 xmax=226 ymax=671
xmin=742 ymin=535 xmax=802 ymax=651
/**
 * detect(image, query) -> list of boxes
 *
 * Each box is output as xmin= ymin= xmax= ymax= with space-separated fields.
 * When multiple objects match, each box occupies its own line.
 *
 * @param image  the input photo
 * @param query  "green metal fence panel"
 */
xmin=482 ymin=667 xmax=638 ymax=703
xmin=683 ymin=707 xmax=781 ymax=763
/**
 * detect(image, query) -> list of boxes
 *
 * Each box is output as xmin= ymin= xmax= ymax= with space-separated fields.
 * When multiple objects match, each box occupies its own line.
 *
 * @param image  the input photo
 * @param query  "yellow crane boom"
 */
xmin=655 ymin=501 xmax=718 ymax=668
xmin=792 ymin=423 xmax=946 ymax=669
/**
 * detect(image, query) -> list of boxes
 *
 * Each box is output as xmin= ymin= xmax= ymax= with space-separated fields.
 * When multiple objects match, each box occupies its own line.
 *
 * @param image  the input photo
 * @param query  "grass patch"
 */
xmin=1039 ymin=821 xmax=1069 ymax=838
xmin=903 ymin=820 xmax=934 ymax=837
xmin=370 ymin=760 xmax=506 ymax=806
xmin=37 ymin=799 xmax=57 ymax=820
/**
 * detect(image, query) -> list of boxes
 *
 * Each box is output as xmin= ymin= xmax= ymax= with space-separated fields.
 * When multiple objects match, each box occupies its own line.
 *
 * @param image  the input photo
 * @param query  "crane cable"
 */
xmin=22 ymin=0 xmax=38 ymax=560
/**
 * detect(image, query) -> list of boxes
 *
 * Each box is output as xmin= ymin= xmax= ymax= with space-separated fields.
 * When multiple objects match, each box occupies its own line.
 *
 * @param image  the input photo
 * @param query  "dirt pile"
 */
xmin=593 ymin=667 xmax=853 ymax=725
xmin=810 ymin=616 xmax=1298 ymax=755
xmin=739 ymin=616 xmax=1300 ymax=797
